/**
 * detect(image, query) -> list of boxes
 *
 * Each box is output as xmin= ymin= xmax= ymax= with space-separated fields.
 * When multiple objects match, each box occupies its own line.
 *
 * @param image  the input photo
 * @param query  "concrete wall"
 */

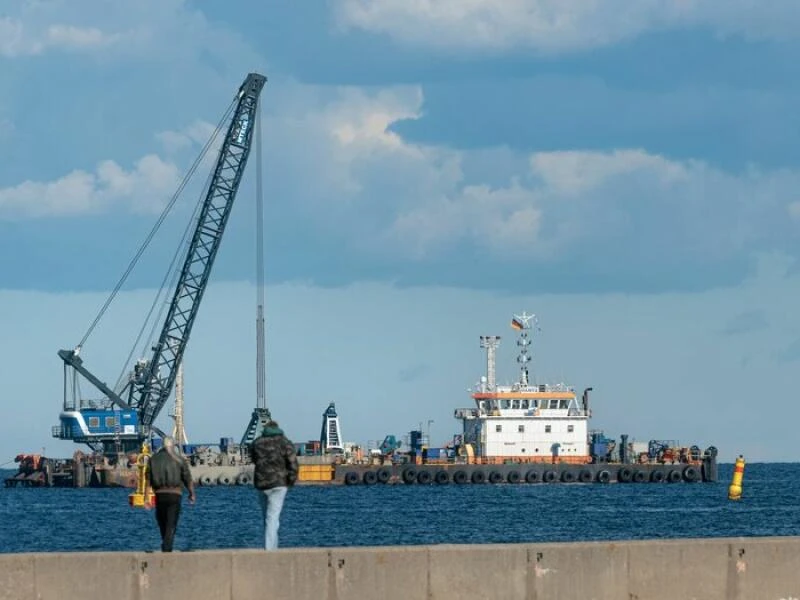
xmin=1 ymin=536 xmax=799 ymax=600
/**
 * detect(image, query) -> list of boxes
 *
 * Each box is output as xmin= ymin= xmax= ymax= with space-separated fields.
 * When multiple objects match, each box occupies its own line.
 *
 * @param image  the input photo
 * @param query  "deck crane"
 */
xmin=53 ymin=72 xmax=267 ymax=456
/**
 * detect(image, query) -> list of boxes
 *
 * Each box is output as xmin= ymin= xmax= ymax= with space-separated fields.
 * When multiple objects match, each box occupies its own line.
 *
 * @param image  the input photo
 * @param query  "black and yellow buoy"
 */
xmin=728 ymin=455 xmax=746 ymax=501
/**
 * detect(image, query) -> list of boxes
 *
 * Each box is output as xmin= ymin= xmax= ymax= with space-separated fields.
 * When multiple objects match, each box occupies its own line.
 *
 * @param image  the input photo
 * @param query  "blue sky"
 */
xmin=2 ymin=0 xmax=800 ymax=462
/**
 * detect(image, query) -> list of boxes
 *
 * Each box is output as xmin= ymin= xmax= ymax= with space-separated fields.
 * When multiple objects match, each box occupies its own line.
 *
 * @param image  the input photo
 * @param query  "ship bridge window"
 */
xmin=549 ymin=399 xmax=559 ymax=409
xmin=501 ymin=399 xmax=510 ymax=409
xmin=88 ymin=417 xmax=99 ymax=428
xmin=559 ymin=399 xmax=569 ymax=409
xmin=105 ymin=417 xmax=116 ymax=428
xmin=512 ymin=399 xmax=520 ymax=409
xmin=521 ymin=400 xmax=529 ymax=409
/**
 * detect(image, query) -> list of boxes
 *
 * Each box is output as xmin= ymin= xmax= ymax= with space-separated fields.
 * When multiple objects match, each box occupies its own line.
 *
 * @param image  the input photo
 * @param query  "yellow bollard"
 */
xmin=128 ymin=442 xmax=155 ymax=509
xmin=728 ymin=455 xmax=745 ymax=501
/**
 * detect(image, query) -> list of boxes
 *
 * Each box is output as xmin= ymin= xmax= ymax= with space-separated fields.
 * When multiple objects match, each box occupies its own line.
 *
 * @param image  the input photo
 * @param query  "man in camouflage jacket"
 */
xmin=251 ymin=420 xmax=299 ymax=550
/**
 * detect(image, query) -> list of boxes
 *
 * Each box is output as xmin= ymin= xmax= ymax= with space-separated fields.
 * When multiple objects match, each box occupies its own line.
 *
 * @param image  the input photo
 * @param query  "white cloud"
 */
xmin=0 ymin=155 xmax=180 ymax=219
xmin=0 ymin=17 xmax=122 ymax=57
xmin=4 ymin=78 xmax=800 ymax=284
xmin=156 ymin=120 xmax=217 ymax=154
xmin=257 ymin=83 xmax=800 ymax=267
xmin=335 ymin=0 xmax=800 ymax=54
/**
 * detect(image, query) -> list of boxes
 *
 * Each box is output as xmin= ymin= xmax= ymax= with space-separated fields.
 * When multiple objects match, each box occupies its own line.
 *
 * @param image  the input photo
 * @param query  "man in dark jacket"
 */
xmin=251 ymin=420 xmax=298 ymax=550
xmin=147 ymin=437 xmax=196 ymax=552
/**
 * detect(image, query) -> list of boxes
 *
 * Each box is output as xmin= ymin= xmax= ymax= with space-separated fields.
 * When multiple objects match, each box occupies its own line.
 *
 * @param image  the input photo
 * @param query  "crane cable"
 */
xmin=77 ymin=97 xmax=238 ymax=351
xmin=111 ymin=111 xmax=233 ymax=393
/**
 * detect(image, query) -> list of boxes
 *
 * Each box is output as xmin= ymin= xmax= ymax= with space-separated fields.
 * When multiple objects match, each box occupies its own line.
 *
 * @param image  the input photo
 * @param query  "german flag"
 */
xmin=511 ymin=317 xmax=524 ymax=330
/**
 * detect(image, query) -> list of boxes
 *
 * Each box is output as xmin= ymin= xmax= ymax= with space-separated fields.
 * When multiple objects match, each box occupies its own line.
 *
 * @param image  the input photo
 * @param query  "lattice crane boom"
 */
xmin=57 ymin=72 xmax=266 ymax=444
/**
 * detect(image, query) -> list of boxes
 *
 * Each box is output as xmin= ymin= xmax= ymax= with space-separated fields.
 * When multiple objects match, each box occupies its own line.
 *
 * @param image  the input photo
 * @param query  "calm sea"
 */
xmin=1 ymin=463 xmax=797 ymax=553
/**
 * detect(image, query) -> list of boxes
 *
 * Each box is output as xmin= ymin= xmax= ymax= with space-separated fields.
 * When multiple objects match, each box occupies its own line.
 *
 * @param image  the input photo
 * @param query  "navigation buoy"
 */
xmin=728 ymin=455 xmax=745 ymax=501
xmin=128 ymin=442 xmax=155 ymax=509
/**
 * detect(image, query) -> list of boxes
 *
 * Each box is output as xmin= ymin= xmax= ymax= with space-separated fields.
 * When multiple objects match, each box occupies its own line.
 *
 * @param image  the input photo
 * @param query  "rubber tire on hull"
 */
xmin=561 ymin=470 xmax=576 ymax=483
xmin=218 ymin=475 xmax=233 ymax=485
xmin=453 ymin=470 xmax=468 ymax=484
xmin=543 ymin=470 xmax=557 ymax=483
xmin=377 ymin=468 xmax=392 ymax=484
xmin=488 ymin=471 xmax=503 ymax=484
xmin=578 ymin=470 xmax=593 ymax=483
xmin=363 ymin=471 xmax=378 ymax=485
xmin=402 ymin=468 xmax=417 ymax=484
xmin=667 ymin=470 xmax=682 ymax=483
xmin=597 ymin=470 xmax=611 ymax=484
xmin=525 ymin=470 xmax=541 ymax=483
xmin=683 ymin=466 xmax=700 ymax=482
xmin=200 ymin=475 xmax=214 ymax=486
xmin=434 ymin=470 xmax=450 ymax=485
xmin=417 ymin=470 xmax=432 ymax=485
xmin=618 ymin=467 xmax=633 ymax=483
xmin=236 ymin=473 xmax=252 ymax=486
xmin=344 ymin=472 xmax=360 ymax=485
xmin=632 ymin=470 xmax=647 ymax=483
xmin=507 ymin=470 xmax=521 ymax=484
xmin=650 ymin=470 xmax=665 ymax=483
xmin=472 ymin=470 xmax=487 ymax=484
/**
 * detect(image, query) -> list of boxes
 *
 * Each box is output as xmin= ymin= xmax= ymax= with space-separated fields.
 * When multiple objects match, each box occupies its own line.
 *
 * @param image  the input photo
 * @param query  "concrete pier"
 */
xmin=1 ymin=536 xmax=799 ymax=599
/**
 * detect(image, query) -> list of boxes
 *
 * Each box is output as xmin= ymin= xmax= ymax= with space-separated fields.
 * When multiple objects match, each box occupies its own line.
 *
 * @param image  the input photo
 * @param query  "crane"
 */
xmin=53 ymin=72 xmax=267 ymax=456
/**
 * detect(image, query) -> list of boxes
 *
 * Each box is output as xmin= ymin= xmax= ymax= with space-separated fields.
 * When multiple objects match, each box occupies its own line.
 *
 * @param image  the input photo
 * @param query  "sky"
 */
xmin=1 ymin=0 xmax=800 ymax=462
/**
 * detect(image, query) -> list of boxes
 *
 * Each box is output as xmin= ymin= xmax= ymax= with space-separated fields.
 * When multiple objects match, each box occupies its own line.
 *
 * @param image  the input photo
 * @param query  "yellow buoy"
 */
xmin=728 ymin=455 xmax=745 ymax=501
xmin=128 ymin=442 xmax=155 ymax=509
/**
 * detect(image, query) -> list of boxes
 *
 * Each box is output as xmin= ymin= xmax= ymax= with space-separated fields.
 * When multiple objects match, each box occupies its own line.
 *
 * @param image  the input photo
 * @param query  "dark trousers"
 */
xmin=154 ymin=492 xmax=182 ymax=552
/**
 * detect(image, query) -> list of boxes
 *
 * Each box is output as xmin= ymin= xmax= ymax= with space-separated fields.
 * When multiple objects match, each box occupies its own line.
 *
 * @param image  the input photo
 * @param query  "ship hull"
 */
xmin=332 ymin=459 xmax=718 ymax=486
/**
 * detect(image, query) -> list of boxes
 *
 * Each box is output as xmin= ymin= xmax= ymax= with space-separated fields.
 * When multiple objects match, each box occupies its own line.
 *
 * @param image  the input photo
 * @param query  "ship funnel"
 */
xmin=479 ymin=336 xmax=501 ymax=392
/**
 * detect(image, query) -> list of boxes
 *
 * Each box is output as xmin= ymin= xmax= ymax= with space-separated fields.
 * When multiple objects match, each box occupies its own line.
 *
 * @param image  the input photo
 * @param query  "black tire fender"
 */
xmin=650 ymin=470 xmax=665 ymax=483
xmin=344 ymin=471 xmax=359 ymax=485
xmin=471 ymin=470 xmax=487 ymax=484
xmin=488 ymin=471 xmax=503 ymax=484
xmin=417 ymin=470 xmax=432 ymax=485
xmin=507 ymin=470 xmax=521 ymax=484
xmin=434 ymin=470 xmax=449 ymax=484
xmin=578 ymin=470 xmax=593 ymax=483
xmin=402 ymin=468 xmax=417 ymax=484
xmin=683 ymin=466 xmax=700 ymax=482
xmin=667 ymin=470 xmax=682 ymax=483
xmin=633 ymin=470 xmax=647 ymax=483
xmin=377 ymin=468 xmax=392 ymax=484
xmin=597 ymin=470 xmax=611 ymax=484
xmin=363 ymin=471 xmax=377 ymax=485
xmin=561 ymin=470 xmax=576 ymax=483
xmin=543 ymin=470 xmax=557 ymax=483
xmin=525 ymin=470 xmax=541 ymax=483
xmin=453 ymin=470 xmax=468 ymax=484
xmin=618 ymin=467 xmax=633 ymax=483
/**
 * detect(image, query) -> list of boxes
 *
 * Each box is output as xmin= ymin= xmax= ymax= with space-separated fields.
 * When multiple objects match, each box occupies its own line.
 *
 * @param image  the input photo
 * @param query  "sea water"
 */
xmin=1 ymin=463 xmax=797 ymax=553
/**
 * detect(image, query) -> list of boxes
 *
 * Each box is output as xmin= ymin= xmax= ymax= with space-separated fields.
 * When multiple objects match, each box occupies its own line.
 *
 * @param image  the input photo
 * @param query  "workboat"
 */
xmin=331 ymin=311 xmax=718 ymax=486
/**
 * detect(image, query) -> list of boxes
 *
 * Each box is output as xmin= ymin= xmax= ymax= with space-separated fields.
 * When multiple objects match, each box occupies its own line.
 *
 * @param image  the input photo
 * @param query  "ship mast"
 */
xmin=512 ymin=311 xmax=538 ymax=387
xmin=170 ymin=360 xmax=189 ymax=445
xmin=479 ymin=336 xmax=501 ymax=392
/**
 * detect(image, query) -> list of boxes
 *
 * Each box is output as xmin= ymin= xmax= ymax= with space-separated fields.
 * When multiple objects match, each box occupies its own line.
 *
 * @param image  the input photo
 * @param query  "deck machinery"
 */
xmin=52 ymin=73 xmax=267 ymax=459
